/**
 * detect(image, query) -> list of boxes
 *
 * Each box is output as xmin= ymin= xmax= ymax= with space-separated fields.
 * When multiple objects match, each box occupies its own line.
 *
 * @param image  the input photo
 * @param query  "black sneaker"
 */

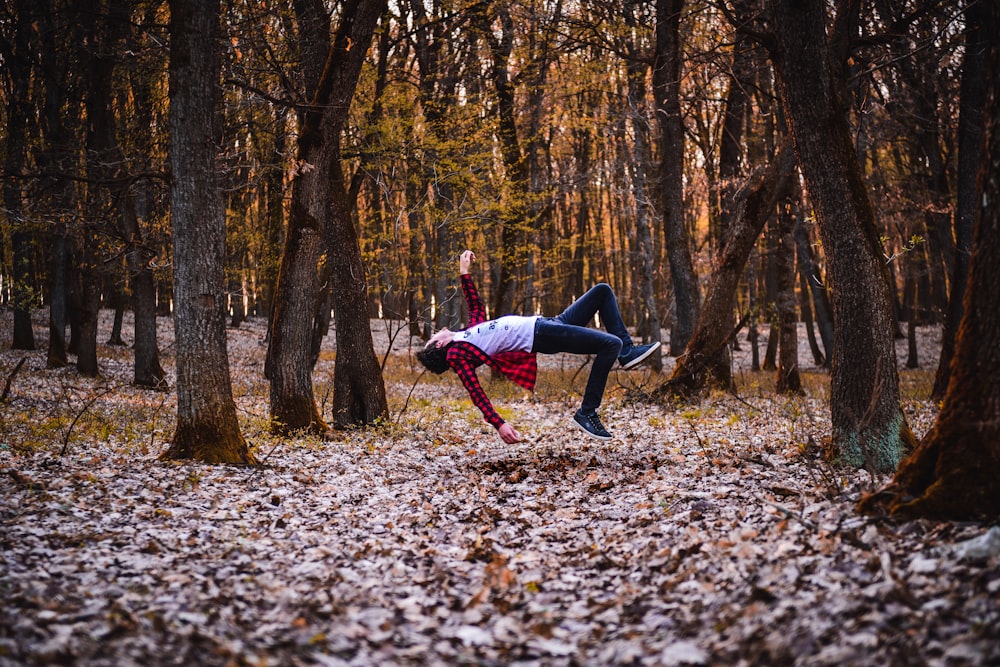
xmin=619 ymin=341 xmax=661 ymax=369
xmin=573 ymin=410 xmax=612 ymax=440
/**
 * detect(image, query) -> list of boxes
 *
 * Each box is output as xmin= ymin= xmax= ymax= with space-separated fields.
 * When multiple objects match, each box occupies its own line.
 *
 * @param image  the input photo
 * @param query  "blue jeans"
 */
xmin=531 ymin=284 xmax=633 ymax=414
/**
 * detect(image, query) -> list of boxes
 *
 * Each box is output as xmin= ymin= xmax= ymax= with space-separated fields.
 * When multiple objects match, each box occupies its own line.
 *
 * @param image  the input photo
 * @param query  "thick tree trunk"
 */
xmin=266 ymin=0 xmax=388 ymax=434
xmin=715 ymin=36 xmax=750 ymax=251
xmin=767 ymin=0 xmax=915 ymax=471
xmin=932 ymin=0 xmax=988 ymax=399
xmin=657 ymin=146 xmax=790 ymax=399
xmin=862 ymin=16 xmax=1000 ymax=519
xmin=653 ymin=0 xmax=700 ymax=355
xmin=161 ymin=0 xmax=254 ymax=464
xmin=327 ymin=162 xmax=389 ymax=428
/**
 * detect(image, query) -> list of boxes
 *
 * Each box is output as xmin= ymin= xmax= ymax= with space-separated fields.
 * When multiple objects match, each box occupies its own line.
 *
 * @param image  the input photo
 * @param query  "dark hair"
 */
xmin=416 ymin=343 xmax=452 ymax=374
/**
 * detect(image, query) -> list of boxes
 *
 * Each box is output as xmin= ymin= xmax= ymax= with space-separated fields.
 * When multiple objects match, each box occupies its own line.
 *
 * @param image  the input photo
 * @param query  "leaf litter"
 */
xmin=0 ymin=311 xmax=997 ymax=666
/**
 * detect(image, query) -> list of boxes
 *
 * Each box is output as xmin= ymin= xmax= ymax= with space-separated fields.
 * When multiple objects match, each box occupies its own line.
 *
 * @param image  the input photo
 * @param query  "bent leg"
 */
xmin=533 ymin=319 xmax=622 ymax=413
xmin=556 ymin=283 xmax=632 ymax=347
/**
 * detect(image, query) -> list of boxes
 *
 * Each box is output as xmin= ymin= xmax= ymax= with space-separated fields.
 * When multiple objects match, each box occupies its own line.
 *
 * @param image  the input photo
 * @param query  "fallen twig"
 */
xmin=1 ymin=357 xmax=27 ymax=403
xmin=60 ymin=384 xmax=120 ymax=457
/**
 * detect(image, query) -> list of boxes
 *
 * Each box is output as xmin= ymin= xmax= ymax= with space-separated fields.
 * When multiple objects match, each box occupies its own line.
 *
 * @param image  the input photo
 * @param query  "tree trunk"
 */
xmin=75 ymin=260 xmax=101 ymax=377
xmin=479 ymin=4 xmax=528 ymax=317
xmin=328 ymin=160 xmax=389 ymax=428
xmin=797 ymin=252 xmax=825 ymax=366
xmin=160 ymin=0 xmax=254 ymax=464
xmin=774 ymin=186 xmax=801 ymax=394
xmin=653 ymin=0 xmax=700 ymax=355
xmin=47 ymin=234 xmax=70 ymax=368
xmin=37 ymin=1 xmax=73 ymax=369
xmin=106 ymin=273 xmax=126 ymax=346
xmin=625 ymin=55 xmax=662 ymax=371
xmin=761 ymin=221 xmax=779 ymax=371
xmin=715 ymin=35 xmax=751 ymax=251
xmin=657 ymin=146 xmax=790 ymax=399
xmin=266 ymin=0 xmax=388 ymax=434
xmin=766 ymin=0 xmax=916 ymax=471
xmin=932 ymin=0 xmax=988 ymax=399
xmin=794 ymin=216 xmax=832 ymax=365
xmin=3 ymin=0 xmax=37 ymax=351
xmin=861 ymin=14 xmax=1000 ymax=519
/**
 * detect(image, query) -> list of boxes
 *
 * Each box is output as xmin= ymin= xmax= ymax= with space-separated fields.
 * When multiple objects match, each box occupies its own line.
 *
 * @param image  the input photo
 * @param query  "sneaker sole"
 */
xmin=621 ymin=341 xmax=661 ymax=370
xmin=573 ymin=417 xmax=612 ymax=441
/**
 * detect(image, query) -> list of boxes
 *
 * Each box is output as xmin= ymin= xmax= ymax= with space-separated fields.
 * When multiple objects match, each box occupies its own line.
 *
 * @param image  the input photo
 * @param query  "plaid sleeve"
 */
xmin=447 ymin=343 xmax=505 ymax=429
xmin=461 ymin=274 xmax=487 ymax=326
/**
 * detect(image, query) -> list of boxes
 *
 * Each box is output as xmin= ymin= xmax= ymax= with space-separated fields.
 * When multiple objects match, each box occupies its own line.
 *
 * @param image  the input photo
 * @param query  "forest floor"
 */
xmin=0 ymin=309 xmax=997 ymax=666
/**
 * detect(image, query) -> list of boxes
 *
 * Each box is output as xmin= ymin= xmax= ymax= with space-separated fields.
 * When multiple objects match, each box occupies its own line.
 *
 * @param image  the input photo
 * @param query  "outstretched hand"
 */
xmin=460 ymin=250 xmax=476 ymax=275
xmin=497 ymin=422 xmax=522 ymax=444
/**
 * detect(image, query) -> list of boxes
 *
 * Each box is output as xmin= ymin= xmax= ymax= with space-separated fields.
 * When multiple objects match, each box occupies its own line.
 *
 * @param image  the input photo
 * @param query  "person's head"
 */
xmin=416 ymin=328 xmax=454 ymax=374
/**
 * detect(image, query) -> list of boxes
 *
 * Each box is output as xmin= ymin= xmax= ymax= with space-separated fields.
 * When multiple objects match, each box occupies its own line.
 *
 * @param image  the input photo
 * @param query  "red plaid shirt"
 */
xmin=446 ymin=274 xmax=537 ymax=429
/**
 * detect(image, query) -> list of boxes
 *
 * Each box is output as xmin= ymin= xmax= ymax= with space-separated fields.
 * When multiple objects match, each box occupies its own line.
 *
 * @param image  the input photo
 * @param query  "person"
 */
xmin=416 ymin=250 xmax=659 ymax=443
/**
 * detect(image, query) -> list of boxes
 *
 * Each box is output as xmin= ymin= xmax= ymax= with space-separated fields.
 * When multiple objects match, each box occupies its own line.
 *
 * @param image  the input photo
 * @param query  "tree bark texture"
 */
xmin=653 ymin=0 xmax=700 ymax=355
xmin=161 ymin=0 xmax=254 ymax=464
xmin=657 ymin=145 xmax=790 ymax=399
xmin=862 ymin=14 xmax=1000 ymax=519
xmin=766 ymin=0 xmax=915 ymax=471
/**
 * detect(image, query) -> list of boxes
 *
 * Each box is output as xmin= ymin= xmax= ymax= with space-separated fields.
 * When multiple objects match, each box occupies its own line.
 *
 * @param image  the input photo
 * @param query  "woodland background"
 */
xmin=2 ymin=0 xmax=1000 ymax=663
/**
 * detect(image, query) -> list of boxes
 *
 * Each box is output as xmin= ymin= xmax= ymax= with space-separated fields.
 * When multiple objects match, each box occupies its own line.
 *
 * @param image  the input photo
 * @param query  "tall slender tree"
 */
xmin=161 ymin=0 xmax=254 ymax=464
xmin=2 ymin=0 xmax=37 ymax=351
xmin=80 ymin=0 xmax=165 ymax=386
xmin=653 ymin=0 xmax=699 ymax=355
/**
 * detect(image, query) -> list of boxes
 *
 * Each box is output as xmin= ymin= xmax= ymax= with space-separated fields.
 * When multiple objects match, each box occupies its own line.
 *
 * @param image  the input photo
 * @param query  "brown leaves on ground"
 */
xmin=0 ymin=312 xmax=997 ymax=666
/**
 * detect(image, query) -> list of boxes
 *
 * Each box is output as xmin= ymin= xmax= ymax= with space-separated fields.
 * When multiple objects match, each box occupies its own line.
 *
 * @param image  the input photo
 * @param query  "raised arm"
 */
xmin=460 ymin=249 xmax=475 ymax=275
xmin=459 ymin=250 xmax=487 ymax=325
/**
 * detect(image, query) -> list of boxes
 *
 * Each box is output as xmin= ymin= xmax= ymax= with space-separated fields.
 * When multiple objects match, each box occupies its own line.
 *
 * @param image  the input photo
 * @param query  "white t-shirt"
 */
xmin=453 ymin=315 xmax=539 ymax=357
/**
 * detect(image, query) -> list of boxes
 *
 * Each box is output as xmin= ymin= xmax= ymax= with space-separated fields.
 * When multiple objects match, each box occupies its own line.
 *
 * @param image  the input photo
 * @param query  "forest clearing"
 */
xmin=1 ymin=311 xmax=997 ymax=666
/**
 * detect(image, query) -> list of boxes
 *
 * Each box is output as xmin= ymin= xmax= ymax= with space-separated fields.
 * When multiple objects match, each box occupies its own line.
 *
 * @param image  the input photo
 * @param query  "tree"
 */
xmin=932 ymin=0 xmax=989 ymax=399
xmin=265 ymin=0 xmax=388 ymax=434
xmin=763 ymin=0 xmax=916 ymax=471
xmin=160 ymin=0 xmax=255 ymax=464
xmin=80 ymin=0 xmax=165 ymax=386
xmin=656 ymin=144 xmax=790 ymax=398
xmin=653 ymin=0 xmax=700 ymax=355
xmin=773 ymin=178 xmax=801 ymax=394
xmin=1 ymin=0 xmax=37 ymax=351
xmin=861 ymin=6 xmax=1000 ymax=520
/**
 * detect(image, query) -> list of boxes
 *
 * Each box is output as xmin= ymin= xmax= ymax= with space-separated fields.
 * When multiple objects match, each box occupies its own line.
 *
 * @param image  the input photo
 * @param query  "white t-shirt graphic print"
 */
xmin=454 ymin=315 xmax=539 ymax=357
